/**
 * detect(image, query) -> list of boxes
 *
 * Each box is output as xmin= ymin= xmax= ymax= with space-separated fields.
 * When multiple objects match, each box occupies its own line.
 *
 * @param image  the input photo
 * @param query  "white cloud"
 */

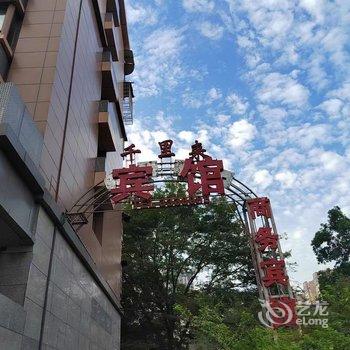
xmin=197 ymin=21 xmax=224 ymax=40
xmin=253 ymin=169 xmax=273 ymax=189
xmin=182 ymin=87 xmax=223 ymax=108
xmin=275 ymin=170 xmax=297 ymax=188
xmin=318 ymin=98 xmax=344 ymax=118
xmin=270 ymin=148 xmax=306 ymax=169
xmin=207 ymin=88 xmax=222 ymax=101
xmin=227 ymin=119 xmax=256 ymax=148
xmin=143 ymin=28 xmax=184 ymax=58
xmin=133 ymin=27 xmax=186 ymax=97
xmin=226 ymin=93 xmax=249 ymax=115
xmin=264 ymin=123 xmax=331 ymax=149
xmin=182 ymin=91 xmax=202 ymax=109
xmin=305 ymin=54 xmax=328 ymax=90
xmin=317 ymin=150 xmax=345 ymax=173
xmin=236 ymin=35 xmax=255 ymax=49
xmin=245 ymin=53 xmax=261 ymax=68
xmin=258 ymin=105 xmax=288 ymax=124
xmin=197 ymin=129 xmax=210 ymax=145
xmin=258 ymin=72 xmax=310 ymax=108
xmin=182 ymin=0 xmax=214 ymax=13
xmin=276 ymin=44 xmax=299 ymax=65
xmin=216 ymin=114 xmax=230 ymax=124
xmin=176 ymin=147 xmax=191 ymax=160
xmin=293 ymin=124 xmax=331 ymax=149
xmin=321 ymin=27 xmax=349 ymax=66
xmin=299 ymin=0 xmax=325 ymax=23
xmin=328 ymin=82 xmax=350 ymax=101
xmin=125 ymin=1 xmax=158 ymax=25
xmin=178 ymin=130 xmax=195 ymax=143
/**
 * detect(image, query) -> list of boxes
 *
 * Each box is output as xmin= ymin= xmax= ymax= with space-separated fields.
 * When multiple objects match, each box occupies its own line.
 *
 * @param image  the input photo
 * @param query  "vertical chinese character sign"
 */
xmin=246 ymin=197 xmax=297 ymax=328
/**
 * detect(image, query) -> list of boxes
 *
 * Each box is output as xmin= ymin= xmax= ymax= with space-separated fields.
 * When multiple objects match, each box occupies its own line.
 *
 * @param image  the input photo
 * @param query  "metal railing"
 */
xmin=122 ymin=81 xmax=134 ymax=125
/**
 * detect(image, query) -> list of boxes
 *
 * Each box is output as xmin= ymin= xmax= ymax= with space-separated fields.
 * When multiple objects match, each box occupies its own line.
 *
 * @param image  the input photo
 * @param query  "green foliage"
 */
xmin=121 ymin=184 xmax=254 ymax=349
xmin=318 ymin=270 xmax=350 ymax=335
xmin=179 ymin=290 xmax=261 ymax=350
xmin=310 ymin=205 xmax=350 ymax=339
xmin=300 ymin=327 xmax=350 ymax=350
xmin=121 ymin=197 xmax=350 ymax=350
xmin=311 ymin=206 xmax=350 ymax=266
xmin=189 ymin=298 xmax=350 ymax=350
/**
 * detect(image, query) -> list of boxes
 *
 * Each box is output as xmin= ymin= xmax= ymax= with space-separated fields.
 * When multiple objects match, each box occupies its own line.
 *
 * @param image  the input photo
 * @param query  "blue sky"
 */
xmin=124 ymin=0 xmax=350 ymax=285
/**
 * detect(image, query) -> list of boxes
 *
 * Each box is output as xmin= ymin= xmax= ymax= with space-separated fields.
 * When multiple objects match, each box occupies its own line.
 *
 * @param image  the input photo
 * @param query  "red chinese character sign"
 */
xmin=121 ymin=143 xmax=141 ymax=164
xmin=111 ymin=165 xmax=154 ymax=203
xmin=246 ymin=197 xmax=296 ymax=328
xmin=106 ymin=140 xmax=296 ymax=329
xmin=248 ymin=197 xmax=272 ymax=219
xmin=260 ymin=258 xmax=289 ymax=287
xmin=112 ymin=140 xmax=225 ymax=205
xmin=158 ymin=139 xmax=175 ymax=159
xmin=180 ymin=140 xmax=225 ymax=198
xmin=255 ymin=227 xmax=278 ymax=252
xmin=111 ymin=144 xmax=154 ymax=204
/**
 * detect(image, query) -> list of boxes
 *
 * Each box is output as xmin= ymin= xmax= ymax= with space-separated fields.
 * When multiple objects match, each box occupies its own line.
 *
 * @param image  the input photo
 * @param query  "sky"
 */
xmin=124 ymin=0 xmax=350 ymax=285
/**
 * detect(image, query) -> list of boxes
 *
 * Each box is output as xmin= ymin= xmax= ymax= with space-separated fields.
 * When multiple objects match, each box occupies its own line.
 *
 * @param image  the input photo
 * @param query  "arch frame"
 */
xmin=65 ymin=158 xmax=296 ymax=328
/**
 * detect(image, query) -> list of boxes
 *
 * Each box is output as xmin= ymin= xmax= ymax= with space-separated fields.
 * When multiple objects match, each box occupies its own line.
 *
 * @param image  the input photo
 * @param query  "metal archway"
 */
xmin=65 ymin=155 xmax=296 ymax=328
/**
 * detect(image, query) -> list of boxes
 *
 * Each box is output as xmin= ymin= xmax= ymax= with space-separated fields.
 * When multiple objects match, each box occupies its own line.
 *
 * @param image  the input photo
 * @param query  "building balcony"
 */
xmin=104 ymin=13 xmax=119 ymax=61
xmin=94 ymin=156 xmax=106 ymax=186
xmin=101 ymin=51 xmax=123 ymax=103
xmin=98 ymin=100 xmax=117 ymax=153
xmin=124 ymin=49 xmax=134 ymax=75
xmin=98 ymin=100 xmax=126 ymax=153
xmin=106 ymin=0 xmax=120 ymax=26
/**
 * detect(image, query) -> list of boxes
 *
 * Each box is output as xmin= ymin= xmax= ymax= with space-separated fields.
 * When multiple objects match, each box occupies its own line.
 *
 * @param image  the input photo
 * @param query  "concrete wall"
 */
xmin=0 ymin=1 xmax=129 ymax=346
xmin=0 ymin=207 xmax=121 ymax=350
xmin=6 ymin=0 xmax=126 ymax=299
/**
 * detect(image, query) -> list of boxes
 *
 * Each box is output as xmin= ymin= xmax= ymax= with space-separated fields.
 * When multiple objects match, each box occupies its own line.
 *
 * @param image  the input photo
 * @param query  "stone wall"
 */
xmin=0 ymin=208 xmax=121 ymax=349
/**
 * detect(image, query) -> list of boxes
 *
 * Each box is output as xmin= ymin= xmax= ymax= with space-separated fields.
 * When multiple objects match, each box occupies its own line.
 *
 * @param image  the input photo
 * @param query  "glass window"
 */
xmin=7 ymin=11 xmax=21 ymax=49
xmin=0 ymin=5 xmax=7 ymax=30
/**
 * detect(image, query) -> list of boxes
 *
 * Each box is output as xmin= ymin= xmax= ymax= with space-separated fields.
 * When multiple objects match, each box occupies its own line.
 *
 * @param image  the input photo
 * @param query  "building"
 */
xmin=0 ymin=0 xmax=134 ymax=348
xmin=303 ymin=272 xmax=320 ymax=304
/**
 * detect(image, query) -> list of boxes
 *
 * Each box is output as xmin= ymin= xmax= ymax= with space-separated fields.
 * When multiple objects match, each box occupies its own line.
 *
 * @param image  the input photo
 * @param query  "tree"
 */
xmin=187 ymin=289 xmax=350 ymax=350
xmin=316 ymin=266 xmax=350 ymax=336
xmin=121 ymin=184 xmax=255 ymax=349
xmin=311 ymin=206 xmax=350 ymax=266
xmin=308 ymin=206 xmax=350 ymax=345
xmin=187 ymin=291 xmax=350 ymax=350
xmin=121 ymin=197 xmax=350 ymax=350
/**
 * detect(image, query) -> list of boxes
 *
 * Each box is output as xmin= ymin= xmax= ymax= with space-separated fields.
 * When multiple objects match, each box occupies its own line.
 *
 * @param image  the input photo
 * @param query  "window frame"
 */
xmin=0 ymin=4 xmax=16 ymax=58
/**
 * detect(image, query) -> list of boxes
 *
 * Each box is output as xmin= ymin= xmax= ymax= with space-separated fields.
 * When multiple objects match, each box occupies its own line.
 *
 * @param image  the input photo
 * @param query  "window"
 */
xmin=0 ymin=5 xmax=7 ymax=30
xmin=6 ymin=10 xmax=21 ymax=50
xmin=0 ymin=4 xmax=23 ymax=79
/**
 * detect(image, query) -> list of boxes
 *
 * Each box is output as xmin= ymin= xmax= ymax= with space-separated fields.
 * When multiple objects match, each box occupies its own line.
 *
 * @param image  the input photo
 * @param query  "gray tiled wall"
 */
xmin=0 ymin=207 xmax=121 ymax=350
xmin=0 ymin=83 xmax=43 ymax=166
xmin=0 ymin=150 xmax=37 ymax=245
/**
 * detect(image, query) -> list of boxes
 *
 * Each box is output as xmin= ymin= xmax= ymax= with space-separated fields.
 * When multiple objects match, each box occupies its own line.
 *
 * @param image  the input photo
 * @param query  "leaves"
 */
xmin=121 ymin=184 xmax=254 ymax=349
xmin=311 ymin=206 xmax=350 ymax=265
xmin=122 ymin=198 xmax=350 ymax=350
